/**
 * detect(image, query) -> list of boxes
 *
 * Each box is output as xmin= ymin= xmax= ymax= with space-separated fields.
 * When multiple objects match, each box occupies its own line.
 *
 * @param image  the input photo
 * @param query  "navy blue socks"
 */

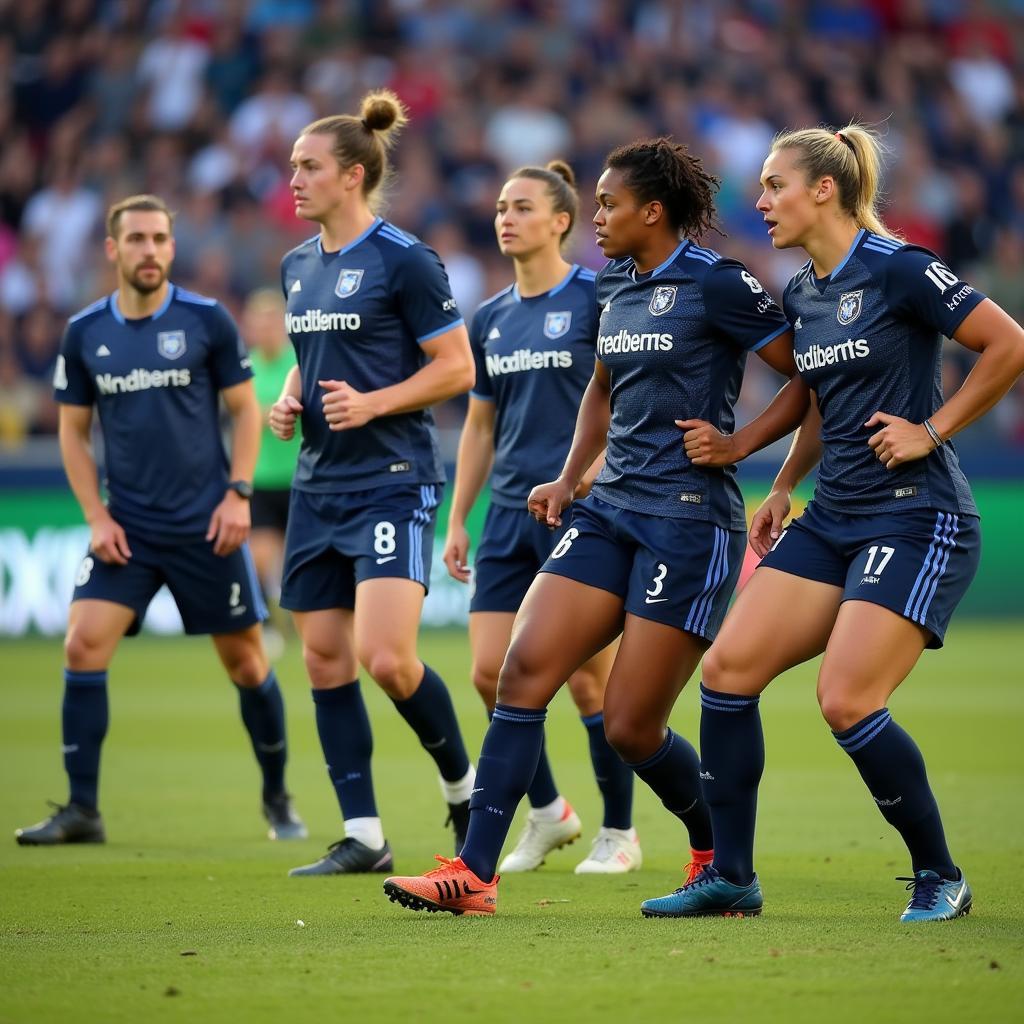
xmin=391 ymin=663 xmax=471 ymax=782
xmin=236 ymin=670 xmax=287 ymax=801
xmin=62 ymin=669 xmax=109 ymax=811
xmin=834 ymin=709 xmax=956 ymax=879
xmin=312 ymin=681 xmax=377 ymax=820
xmin=699 ymin=683 xmax=764 ymax=885
xmin=582 ymin=712 xmax=634 ymax=829
xmin=628 ymin=728 xmax=712 ymax=850
xmin=486 ymin=708 xmax=558 ymax=808
xmin=461 ymin=704 xmax=546 ymax=880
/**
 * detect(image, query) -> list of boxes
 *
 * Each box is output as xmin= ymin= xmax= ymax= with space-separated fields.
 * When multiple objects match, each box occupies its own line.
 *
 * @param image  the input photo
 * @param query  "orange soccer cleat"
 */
xmin=383 ymin=855 xmax=498 ymax=916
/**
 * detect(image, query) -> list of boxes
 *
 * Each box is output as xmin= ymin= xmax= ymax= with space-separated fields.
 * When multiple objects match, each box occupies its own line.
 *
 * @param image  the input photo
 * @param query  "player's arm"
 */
xmin=528 ymin=360 xmax=611 ymax=527
xmin=868 ymin=298 xmax=1024 ymax=467
xmin=748 ymin=394 xmax=824 ymax=557
xmin=269 ymin=365 xmax=303 ymax=440
xmin=444 ymin=396 xmax=496 ymax=583
xmin=678 ymin=331 xmax=809 ymax=466
xmin=319 ymin=323 xmax=475 ymax=430
xmin=59 ymin=403 xmax=132 ymax=565
xmin=206 ymin=380 xmax=259 ymax=556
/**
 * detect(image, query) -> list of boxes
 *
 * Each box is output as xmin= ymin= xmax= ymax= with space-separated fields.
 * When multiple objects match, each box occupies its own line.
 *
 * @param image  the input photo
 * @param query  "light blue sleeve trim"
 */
xmin=417 ymin=317 xmax=465 ymax=344
xmin=469 ymin=390 xmax=495 ymax=402
xmin=749 ymin=321 xmax=790 ymax=352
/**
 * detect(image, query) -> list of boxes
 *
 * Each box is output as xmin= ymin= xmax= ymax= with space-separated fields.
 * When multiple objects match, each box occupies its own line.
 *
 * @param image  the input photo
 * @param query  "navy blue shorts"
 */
xmin=538 ymin=494 xmax=745 ymax=639
xmin=758 ymin=500 xmax=981 ymax=648
xmin=280 ymin=484 xmax=441 ymax=612
xmin=72 ymin=532 xmax=267 ymax=636
xmin=470 ymin=503 xmax=568 ymax=613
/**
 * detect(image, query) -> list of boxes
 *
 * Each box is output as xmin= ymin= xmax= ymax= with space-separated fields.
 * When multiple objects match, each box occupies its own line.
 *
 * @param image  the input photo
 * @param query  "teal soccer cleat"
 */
xmin=641 ymin=865 xmax=763 ymax=918
xmin=898 ymin=869 xmax=972 ymax=923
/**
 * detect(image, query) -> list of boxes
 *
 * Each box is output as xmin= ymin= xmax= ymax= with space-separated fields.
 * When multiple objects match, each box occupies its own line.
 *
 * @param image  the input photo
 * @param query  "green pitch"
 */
xmin=1 ymin=624 xmax=1022 ymax=1023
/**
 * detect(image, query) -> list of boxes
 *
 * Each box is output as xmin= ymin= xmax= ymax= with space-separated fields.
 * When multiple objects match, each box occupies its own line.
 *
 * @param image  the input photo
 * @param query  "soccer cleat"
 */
xmin=640 ymin=865 xmax=763 ymax=918
xmin=288 ymin=836 xmax=393 ymax=876
xmin=498 ymin=801 xmax=582 ymax=872
xmin=262 ymin=793 xmax=308 ymax=841
xmin=445 ymin=799 xmax=470 ymax=854
xmin=15 ymin=801 xmax=105 ymax=846
xmin=574 ymin=826 xmax=643 ymax=874
xmin=383 ymin=855 xmax=498 ymax=916
xmin=898 ymin=869 xmax=972 ymax=923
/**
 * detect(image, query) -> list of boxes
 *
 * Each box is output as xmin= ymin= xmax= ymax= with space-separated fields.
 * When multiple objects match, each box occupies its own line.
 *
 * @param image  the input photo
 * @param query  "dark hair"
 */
xmin=604 ymin=137 xmax=721 ymax=240
xmin=771 ymin=123 xmax=899 ymax=239
xmin=300 ymin=89 xmax=409 ymax=207
xmin=106 ymin=194 xmax=174 ymax=238
xmin=506 ymin=159 xmax=579 ymax=247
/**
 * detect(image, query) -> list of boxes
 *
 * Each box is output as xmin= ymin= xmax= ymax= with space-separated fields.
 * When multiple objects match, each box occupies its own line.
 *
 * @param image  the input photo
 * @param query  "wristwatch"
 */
xmin=227 ymin=480 xmax=254 ymax=499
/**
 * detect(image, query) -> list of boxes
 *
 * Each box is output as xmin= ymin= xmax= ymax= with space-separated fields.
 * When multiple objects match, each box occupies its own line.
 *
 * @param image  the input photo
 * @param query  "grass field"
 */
xmin=1 ymin=624 xmax=1022 ymax=1024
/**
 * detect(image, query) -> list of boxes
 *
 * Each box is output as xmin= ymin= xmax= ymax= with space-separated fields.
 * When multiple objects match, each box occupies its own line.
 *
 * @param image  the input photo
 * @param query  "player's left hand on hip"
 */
xmin=865 ymin=411 xmax=935 ymax=469
xmin=676 ymin=418 xmax=736 ymax=467
xmin=319 ymin=379 xmax=378 ymax=430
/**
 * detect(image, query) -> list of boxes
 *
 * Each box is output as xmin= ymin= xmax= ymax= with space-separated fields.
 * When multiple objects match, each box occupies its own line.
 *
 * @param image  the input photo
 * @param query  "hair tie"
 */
xmin=835 ymin=131 xmax=854 ymax=151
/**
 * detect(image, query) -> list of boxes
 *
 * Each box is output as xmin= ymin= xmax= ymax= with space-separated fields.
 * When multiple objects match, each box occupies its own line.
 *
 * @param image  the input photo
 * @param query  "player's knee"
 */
xmin=303 ymin=644 xmax=345 ymax=688
xmin=817 ymin=683 xmax=870 ymax=733
xmin=603 ymin=709 xmax=658 ymax=764
xmin=63 ymin=626 xmax=109 ymax=671
xmin=700 ymin=642 xmax=734 ymax=692
xmin=228 ymin=652 xmax=268 ymax=688
xmin=362 ymin=648 xmax=419 ymax=697
xmin=494 ymin=643 xmax=542 ymax=707
xmin=470 ymin=661 xmax=500 ymax=707
xmin=566 ymin=667 xmax=604 ymax=713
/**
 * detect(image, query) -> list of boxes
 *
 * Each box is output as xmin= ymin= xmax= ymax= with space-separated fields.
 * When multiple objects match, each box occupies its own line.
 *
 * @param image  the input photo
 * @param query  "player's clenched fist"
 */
xmin=675 ymin=417 xmax=737 ymax=467
xmin=269 ymin=394 xmax=303 ymax=440
xmin=528 ymin=477 xmax=576 ymax=527
xmin=319 ymin=379 xmax=380 ymax=431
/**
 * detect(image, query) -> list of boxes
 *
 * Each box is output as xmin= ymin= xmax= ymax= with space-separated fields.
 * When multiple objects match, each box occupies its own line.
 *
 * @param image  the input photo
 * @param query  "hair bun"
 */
xmin=360 ymin=90 xmax=409 ymax=135
xmin=546 ymin=159 xmax=576 ymax=188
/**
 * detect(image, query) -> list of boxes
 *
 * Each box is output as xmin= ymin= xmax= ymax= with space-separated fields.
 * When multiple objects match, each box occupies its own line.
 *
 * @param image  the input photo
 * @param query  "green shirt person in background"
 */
xmin=245 ymin=288 xmax=298 ymax=647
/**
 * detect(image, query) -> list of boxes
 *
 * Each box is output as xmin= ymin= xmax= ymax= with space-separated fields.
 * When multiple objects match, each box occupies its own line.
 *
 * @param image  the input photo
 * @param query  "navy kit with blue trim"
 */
xmin=280 ymin=218 xmax=463 ymax=494
xmin=280 ymin=484 xmax=441 ymax=612
xmin=784 ymin=230 xmax=985 ymax=516
xmin=760 ymin=501 xmax=980 ymax=647
xmin=541 ymin=494 xmax=745 ymax=638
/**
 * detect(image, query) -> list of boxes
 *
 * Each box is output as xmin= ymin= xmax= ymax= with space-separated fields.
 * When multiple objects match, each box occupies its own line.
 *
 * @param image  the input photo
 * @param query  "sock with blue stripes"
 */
xmin=313 ymin=682 xmax=378 ymax=820
xmin=699 ymin=683 xmax=764 ymax=885
xmin=391 ymin=663 xmax=471 ymax=782
xmin=582 ymin=712 xmax=634 ymax=829
xmin=236 ymin=670 xmax=288 ymax=801
xmin=834 ymin=708 xmax=956 ymax=879
xmin=62 ymin=669 xmax=109 ymax=812
xmin=462 ymin=704 xmax=546 ymax=881
xmin=488 ymin=708 xmax=559 ymax=808
xmin=628 ymin=729 xmax=712 ymax=850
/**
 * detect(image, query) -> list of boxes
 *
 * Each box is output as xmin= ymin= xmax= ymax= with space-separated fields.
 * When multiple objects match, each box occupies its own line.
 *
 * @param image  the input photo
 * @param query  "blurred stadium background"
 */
xmin=1 ymin=0 xmax=1023 ymax=633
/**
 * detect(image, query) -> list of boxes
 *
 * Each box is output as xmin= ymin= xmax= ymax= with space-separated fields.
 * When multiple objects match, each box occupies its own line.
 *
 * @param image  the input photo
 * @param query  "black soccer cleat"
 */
xmin=15 ymin=801 xmax=106 ymax=846
xmin=445 ymin=799 xmax=470 ymax=854
xmin=288 ymin=836 xmax=394 ymax=876
xmin=262 ymin=792 xmax=308 ymax=841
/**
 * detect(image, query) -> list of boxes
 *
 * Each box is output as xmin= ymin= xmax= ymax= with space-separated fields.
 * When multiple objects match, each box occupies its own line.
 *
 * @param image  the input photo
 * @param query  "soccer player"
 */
xmin=15 ymin=194 xmax=306 ymax=846
xmin=269 ymin=90 xmax=478 ymax=876
xmin=444 ymin=160 xmax=638 ymax=875
xmin=641 ymin=124 xmax=1024 ymax=922
xmin=244 ymin=288 xmax=297 ymax=651
xmin=383 ymin=137 xmax=808 ymax=915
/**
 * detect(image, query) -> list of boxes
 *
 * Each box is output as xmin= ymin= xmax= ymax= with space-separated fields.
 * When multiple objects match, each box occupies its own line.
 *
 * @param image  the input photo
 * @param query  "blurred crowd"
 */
xmin=1 ymin=0 xmax=1023 ymax=456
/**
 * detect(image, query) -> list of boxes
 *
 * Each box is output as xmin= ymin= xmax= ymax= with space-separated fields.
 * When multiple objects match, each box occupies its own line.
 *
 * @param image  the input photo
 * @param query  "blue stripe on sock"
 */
xmin=64 ymin=669 xmax=108 ymax=686
xmin=492 ymin=704 xmax=546 ymax=724
xmin=699 ymin=683 xmax=759 ymax=712
xmin=580 ymin=712 xmax=604 ymax=728
xmin=627 ymin=730 xmax=673 ymax=771
xmin=835 ymin=709 xmax=892 ymax=753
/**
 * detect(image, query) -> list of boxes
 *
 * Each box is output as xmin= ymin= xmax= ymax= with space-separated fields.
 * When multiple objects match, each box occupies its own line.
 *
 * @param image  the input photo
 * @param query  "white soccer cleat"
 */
xmin=498 ymin=802 xmax=582 ymax=872
xmin=574 ymin=826 xmax=642 ymax=874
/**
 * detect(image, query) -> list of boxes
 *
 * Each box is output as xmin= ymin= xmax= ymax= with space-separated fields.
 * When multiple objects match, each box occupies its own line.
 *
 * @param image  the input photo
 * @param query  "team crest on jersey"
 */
xmin=335 ymin=268 xmax=364 ymax=299
xmin=837 ymin=290 xmax=864 ymax=325
xmin=544 ymin=311 xmax=572 ymax=339
xmin=157 ymin=330 xmax=186 ymax=360
xmin=649 ymin=286 xmax=677 ymax=316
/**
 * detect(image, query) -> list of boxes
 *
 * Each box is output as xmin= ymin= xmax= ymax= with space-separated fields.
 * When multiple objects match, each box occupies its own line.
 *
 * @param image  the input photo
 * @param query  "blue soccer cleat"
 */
xmin=898 ymin=869 xmax=972 ymax=923
xmin=641 ymin=865 xmax=763 ymax=918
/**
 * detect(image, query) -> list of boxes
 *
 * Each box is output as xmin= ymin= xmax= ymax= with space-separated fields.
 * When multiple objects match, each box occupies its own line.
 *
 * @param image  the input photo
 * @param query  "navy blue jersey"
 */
xmin=54 ymin=285 xmax=252 ymax=537
xmin=591 ymin=241 xmax=789 ymax=529
xmin=280 ymin=218 xmax=463 ymax=493
xmin=784 ymin=230 xmax=985 ymax=516
xmin=470 ymin=265 xmax=597 ymax=506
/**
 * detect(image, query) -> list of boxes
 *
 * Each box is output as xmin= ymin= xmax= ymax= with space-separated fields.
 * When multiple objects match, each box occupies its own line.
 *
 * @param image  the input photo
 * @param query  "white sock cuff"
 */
xmin=527 ymin=795 xmax=566 ymax=822
xmin=439 ymin=764 xmax=476 ymax=804
xmin=344 ymin=816 xmax=385 ymax=851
